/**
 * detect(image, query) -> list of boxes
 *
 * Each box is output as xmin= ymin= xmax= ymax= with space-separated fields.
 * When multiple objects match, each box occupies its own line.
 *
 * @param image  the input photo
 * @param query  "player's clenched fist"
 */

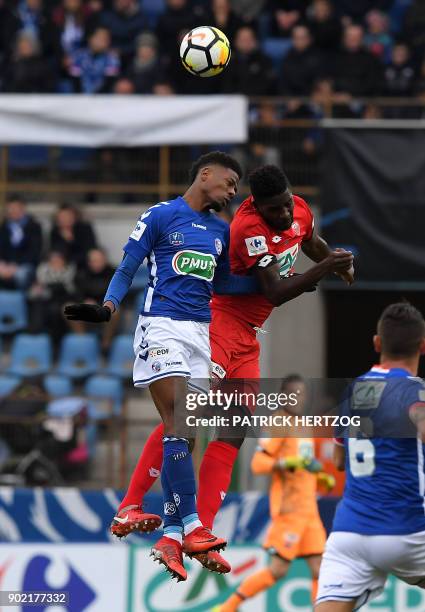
xmin=64 ymin=303 xmax=112 ymax=322
xmin=325 ymin=249 xmax=354 ymax=273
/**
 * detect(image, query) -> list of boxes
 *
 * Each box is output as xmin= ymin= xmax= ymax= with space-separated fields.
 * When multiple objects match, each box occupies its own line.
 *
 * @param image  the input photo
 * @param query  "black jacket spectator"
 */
xmin=308 ymin=0 xmax=342 ymax=55
xmin=76 ymin=248 xmax=114 ymax=303
xmin=334 ymin=0 xmax=393 ymax=21
xmin=0 ymin=197 xmax=42 ymax=289
xmin=2 ymin=32 xmax=56 ymax=93
xmin=384 ymin=43 xmax=415 ymax=97
xmin=267 ymin=0 xmax=306 ymax=39
xmin=156 ymin=0 xmax=196 ymax=61
xmin=126 ymin=32 xmax=161 ymax=93
xmin=222 ymin=26 xmax=276 ymax=95
xmin=332 ymin=25 xmax=384 ymax=96
xmin=279 ymin=25 xmax=324 ymax=96
xmin=403 ymin=1 xmax=425 ymax=62
xmin=50 ymin=204 xmax=97 ymax=270
xmin=0 ymin=199 xmax=42 ymax=266
xmin=100 ymin=0 xmax=147 ymax=67
xmin=202 ymin=0 xmax=247 ymax=42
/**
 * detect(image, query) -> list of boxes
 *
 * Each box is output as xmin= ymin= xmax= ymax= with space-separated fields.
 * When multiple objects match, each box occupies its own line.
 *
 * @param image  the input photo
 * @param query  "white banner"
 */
xmin=0 ymin=95 xmax=247 ymax=146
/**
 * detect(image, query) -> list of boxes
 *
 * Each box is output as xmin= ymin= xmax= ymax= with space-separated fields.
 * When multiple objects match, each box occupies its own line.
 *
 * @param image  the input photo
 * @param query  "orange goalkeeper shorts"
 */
xmin=263 ymin=511 xmax=326 ymax=561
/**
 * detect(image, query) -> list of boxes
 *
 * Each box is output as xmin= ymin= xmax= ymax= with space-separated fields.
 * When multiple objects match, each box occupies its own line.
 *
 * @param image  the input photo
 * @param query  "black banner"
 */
xmin=321 ymin=127 xmax=425 ymax=286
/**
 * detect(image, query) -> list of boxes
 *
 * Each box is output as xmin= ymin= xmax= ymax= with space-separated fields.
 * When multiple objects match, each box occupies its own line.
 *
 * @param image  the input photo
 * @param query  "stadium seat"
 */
xmin=84 ymin=375 xmax=123 ymax=418
xmin=262 ymin=38 xmax=293 ymax=70
xmin=0 ymin=291 xmax=28 ymax=334
xmin=106 ymin=334 xmax=134 ymax=379
xmin=57 ymin=334 xmax=100 ymax=379
xmin=57 ymin=147 xmax=92 ymax=172
xmin=0 ymin=375 xmax=21 ymax=397
xmin=43 ymin=374 xmax=73 ymax=398
xmin=7 ymin=145 xmax=49 ymax=170
xmin=7 ymin=334 xmax=52 ymax=377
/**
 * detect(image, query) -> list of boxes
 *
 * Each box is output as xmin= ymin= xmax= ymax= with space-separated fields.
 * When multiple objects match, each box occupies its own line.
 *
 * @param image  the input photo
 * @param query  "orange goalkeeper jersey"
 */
xmin=251 ymin=437 xmax=318 ymax=519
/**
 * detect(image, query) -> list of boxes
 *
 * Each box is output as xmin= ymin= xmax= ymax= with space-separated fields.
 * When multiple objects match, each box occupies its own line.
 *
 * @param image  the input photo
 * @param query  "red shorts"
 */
xmin=210 ymin=308 xmax=260 ymax=379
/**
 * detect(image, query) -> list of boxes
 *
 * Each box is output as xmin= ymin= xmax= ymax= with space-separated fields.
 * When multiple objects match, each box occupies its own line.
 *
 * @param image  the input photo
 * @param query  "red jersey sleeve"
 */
xmin=230 ymin=217 xmax=273 ymax=272
xmin=294 ymin=196 xmax=315 ymax=242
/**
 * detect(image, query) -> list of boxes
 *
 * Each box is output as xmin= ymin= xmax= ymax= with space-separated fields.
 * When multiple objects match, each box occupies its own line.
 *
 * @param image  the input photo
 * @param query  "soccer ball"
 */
xmin=180 ymin=26 xmax=231 ymax=78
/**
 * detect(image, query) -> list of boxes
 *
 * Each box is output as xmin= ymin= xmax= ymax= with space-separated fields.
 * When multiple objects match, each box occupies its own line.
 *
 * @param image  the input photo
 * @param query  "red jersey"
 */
xmin=212 ymin=195 xmax=314 ymax=328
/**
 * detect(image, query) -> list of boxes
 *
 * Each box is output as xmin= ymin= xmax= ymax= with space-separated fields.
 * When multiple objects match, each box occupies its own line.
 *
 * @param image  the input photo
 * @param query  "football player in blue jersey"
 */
xmin=315 ymin=302 xmax=425 ymax=612
xmin=64 ymin=151 xmax=264 ymax=581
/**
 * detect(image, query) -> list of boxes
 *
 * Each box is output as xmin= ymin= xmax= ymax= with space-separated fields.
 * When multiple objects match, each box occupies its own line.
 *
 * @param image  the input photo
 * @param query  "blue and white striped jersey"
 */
xmin=123 ymin=197 xmax=231 ymax=322
xmin=333 ymin=366 xmax=425 ymax=535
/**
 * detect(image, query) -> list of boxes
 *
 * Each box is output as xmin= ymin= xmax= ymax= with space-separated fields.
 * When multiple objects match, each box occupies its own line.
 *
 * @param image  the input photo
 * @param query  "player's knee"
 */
xmin=270 ymin=555 xmax=289 ymax=580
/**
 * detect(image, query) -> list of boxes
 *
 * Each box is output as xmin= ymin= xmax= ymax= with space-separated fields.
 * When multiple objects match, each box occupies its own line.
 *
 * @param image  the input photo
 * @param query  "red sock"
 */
xmin=119 ymin=422 xmax=164 ymax=511
xmin=197 ymin=441 xmax=239 ymax=530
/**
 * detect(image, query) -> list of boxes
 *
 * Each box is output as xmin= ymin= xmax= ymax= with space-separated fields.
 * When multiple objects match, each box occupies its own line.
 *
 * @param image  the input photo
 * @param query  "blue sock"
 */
xmin=161 ymin=464 xmax=183 ymax=544
xmin=162 ymin=437 xmax=201 ymax=533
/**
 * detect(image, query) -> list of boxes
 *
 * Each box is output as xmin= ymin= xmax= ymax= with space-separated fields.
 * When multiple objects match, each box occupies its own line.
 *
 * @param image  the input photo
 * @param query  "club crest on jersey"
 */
xmin=272 ymin=236 xmax=282 ymax=243
xmin=276 ymin=244 xmax=299 ymax=277
xmin=215 ymin=238 xmax=222 ymax=255
xmin=172 ymin=250 xmax=216 ymax=281
xmin=245 ymin=235 xmax=268 ymax=256
xmin=291 ymin=221 xmax=300 ymax=236
xmin=169 ymin=232 xmax=184 ymax=246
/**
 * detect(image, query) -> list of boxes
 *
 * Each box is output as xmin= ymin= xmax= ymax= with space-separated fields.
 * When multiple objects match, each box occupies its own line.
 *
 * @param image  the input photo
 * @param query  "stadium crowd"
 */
xmin=0 ymin=0 xmax=424 ymax=107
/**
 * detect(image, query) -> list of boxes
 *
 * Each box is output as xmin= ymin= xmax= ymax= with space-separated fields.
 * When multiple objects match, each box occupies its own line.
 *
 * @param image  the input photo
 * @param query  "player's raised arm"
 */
xmin=253 ymin=248 xmax=353 ymax=307
xmin=302 ymin=229 xmax=355 ymax=285
xmin=64 ymin=206 xmax=162 ymax=322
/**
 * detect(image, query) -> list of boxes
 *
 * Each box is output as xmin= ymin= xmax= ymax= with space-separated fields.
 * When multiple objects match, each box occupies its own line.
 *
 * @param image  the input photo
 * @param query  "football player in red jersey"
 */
xmin=110 ymin=165 xmax=354 ymax=572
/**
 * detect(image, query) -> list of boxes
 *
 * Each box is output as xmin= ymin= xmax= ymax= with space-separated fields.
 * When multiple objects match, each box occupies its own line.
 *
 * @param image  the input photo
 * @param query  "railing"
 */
xmin=0 ymin=96 xmax=423 ymax=207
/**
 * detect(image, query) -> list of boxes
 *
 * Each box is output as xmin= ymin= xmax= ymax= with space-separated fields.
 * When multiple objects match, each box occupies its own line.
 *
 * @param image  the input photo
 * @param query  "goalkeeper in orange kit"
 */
xmin=217 ymin=375 xmax=335 ymax=612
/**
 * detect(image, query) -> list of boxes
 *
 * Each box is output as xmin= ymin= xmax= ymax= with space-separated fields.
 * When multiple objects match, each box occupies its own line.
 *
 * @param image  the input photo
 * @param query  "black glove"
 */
xmin=64 ymin=303 xmax=112 ymax=322
xmin=288 ymin=272 xmax=317 ymax=292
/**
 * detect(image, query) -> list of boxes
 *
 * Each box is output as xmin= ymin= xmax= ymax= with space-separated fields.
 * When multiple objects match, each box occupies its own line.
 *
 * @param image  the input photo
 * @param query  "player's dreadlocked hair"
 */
xmin=378 ymin=302 xmax=425 ymax=358
xmin=249 ymin=165 xmax=290 ymax=200
xmin=189 ymin=151 xmax=243 ymax=184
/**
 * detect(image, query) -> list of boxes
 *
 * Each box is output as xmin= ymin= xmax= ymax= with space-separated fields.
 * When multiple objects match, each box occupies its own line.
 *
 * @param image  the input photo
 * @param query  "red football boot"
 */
xmin=191 ymin=550 xmax=231 ymax=573
xmin=183 ymin=526 xmax=227 ymax=556
xmin=110 ymin=505 xmax=162 ymax=538
xmin=150 ymin=536 xmax=187 ymax=582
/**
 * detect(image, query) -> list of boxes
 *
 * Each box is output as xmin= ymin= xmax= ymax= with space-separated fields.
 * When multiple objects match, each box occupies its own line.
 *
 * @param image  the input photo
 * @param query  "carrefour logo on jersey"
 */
xmin=172 ymin=250 xmax=216 ymax=281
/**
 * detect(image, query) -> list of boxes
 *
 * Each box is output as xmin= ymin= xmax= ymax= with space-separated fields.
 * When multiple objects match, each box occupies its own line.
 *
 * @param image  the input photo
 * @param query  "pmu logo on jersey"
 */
xmin=172 ymin=250 xmax=216 ymax=281
xmin=245 ymin=235 xmax=268 ymax=256
xmin=276 ymin=243 xmax=299 ymax=277
xmin=169 ymin=232 xmax=184 ymax=246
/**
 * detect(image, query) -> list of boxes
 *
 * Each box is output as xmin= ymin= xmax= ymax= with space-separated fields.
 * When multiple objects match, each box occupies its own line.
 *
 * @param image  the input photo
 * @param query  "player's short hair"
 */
xmin=377 ymin=302 xmax=425 ymax=358
xmin=189 ymin=151 xmax=243 ymax=184
xmin=249 ymin=165 xmax=290 ymax=201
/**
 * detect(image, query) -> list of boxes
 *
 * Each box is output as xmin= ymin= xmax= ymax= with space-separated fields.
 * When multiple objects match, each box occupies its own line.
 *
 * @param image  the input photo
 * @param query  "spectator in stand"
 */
xmin=385 ymin=42 xmax=415 ymax=96
xmin=307 ymin=0 xmax=342 ymax=57
xmin=334 ymin=0 xmax=393 ymax=24
xmin=126 ymin=32 xmax=161 ymax=94
xmin=1 ymin=0 xmax=58 ymax=60
xmin=156 ymin=0 xmax=196 ymax=62
xmin=204 ymin=0 xmax=245 ymax=43
xmin=100 ymin=0 xmax=147 ymax=68
xmin=332 ymin=24 xmax=385 ymax=97
xmin=364 ymin=9 xmax=393 ymax=64
xmin=68 ymin=27 xmax=120 ymax=93
xmin=29 ymin=250 xmax=77 ymax=341
xmin=52 ymin=0 xmax=89 ymax=75
xmin=0 ymin=196 xmax=42 ymax=290
xmin=70 ymin=248 xmax=118 ymax=351
xmin=279 ymin=24 xmax=324 ymax=96
xmin=222 ymin=26 xmax=277 ymax=95
xmin=49 ymin=204 xmax=97 ymax=270
xmin=153 ymin=81 xmax=175 ymax=95
xmin=113 ymin=76 xmax=135 ymax=93
xmin=402 ymin=0 xmax=425 ymax=64
xmin=267 ymin=0 xmax=306 ymax=39
xmin=2 ymin=31 xmax=56 ymax=92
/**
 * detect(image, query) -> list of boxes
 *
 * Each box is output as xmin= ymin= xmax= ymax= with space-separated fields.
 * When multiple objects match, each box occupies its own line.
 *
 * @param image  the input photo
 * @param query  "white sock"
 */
xmin=164 ymin=531 xmax=182 ymax=544
xmin=183 ymin=519 xmax=202 ymax=536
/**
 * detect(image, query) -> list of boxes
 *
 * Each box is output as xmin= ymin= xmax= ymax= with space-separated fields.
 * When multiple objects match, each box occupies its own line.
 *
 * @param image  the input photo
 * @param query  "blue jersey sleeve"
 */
xmin=103 ymin=253 xmax=140 ymax=309
xmin=123 ymin=206 xmax=163 ymax=263
xmin=213 ymin=225 xmax=259 ymax=295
